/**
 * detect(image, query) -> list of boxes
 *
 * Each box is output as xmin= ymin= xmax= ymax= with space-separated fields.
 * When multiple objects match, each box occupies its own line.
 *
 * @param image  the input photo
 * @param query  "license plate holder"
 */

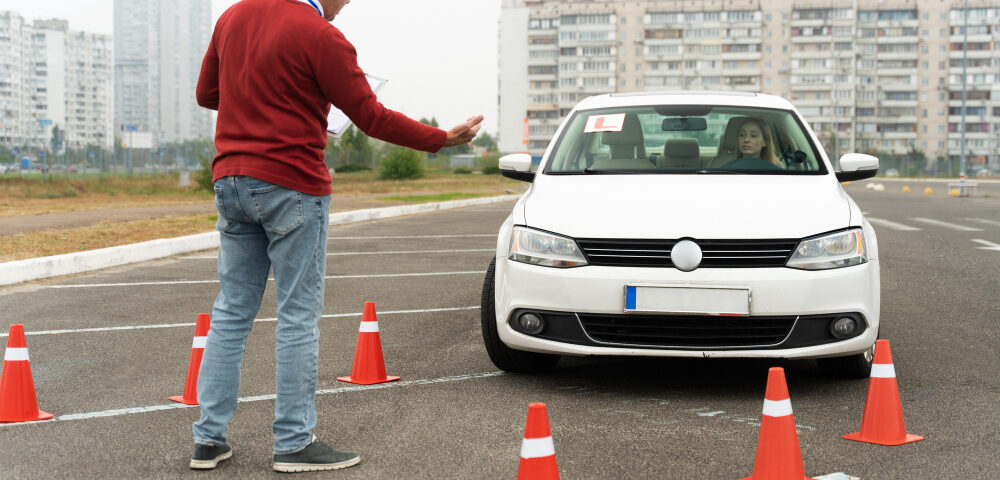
xmin=624 ymin=285 xmax=750 ymax=316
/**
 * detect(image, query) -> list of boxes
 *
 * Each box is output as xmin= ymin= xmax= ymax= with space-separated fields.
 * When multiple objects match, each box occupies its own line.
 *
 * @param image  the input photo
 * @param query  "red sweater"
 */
xmin=196 ymin=0 xmax=447 ymax=196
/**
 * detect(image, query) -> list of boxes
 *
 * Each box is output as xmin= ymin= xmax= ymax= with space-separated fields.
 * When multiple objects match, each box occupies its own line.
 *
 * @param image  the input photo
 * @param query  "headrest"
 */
xmin=664 ymin=138 xmax=700 ymax=159
xmin=601 ymin=113 xmax=644 ymax=145
xmin=719 ymin=116 xmax=753 ymax=152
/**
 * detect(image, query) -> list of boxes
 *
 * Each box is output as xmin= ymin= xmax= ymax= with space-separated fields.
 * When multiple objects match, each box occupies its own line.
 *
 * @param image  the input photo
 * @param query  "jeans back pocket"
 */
xmin=248 ymin=184 xmax=304 ymax=236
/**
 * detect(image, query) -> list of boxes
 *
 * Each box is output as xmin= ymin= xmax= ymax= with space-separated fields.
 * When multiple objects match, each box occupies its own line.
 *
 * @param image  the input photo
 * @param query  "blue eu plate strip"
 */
xmin=625 ymin=286 xmax=636 ymax=311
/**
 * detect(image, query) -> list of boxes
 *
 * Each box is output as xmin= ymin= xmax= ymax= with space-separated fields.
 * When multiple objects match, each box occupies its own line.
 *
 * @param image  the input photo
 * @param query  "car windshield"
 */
xmin=543 ymin=105 xmax=828 ymax=175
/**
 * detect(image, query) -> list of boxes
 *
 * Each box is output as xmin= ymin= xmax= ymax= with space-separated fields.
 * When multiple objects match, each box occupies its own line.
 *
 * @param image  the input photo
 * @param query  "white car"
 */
xmin=482 ymin=91 xmax=881 ymax=378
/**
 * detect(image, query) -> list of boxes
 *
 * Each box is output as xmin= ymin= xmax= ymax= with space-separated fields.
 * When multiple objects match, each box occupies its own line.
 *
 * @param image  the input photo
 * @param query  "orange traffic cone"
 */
xmin=517 ymin=402 xmax=559 ymax=480
xmin=843 ymin=340 xmax=923 ymax=445
xmin=739 ymin=367 xmax=816 ymax=480
xmin=0 ymin=324 xmax=53 ymax=423
xmin=338 ymin=302 xmax=399 ymax=385
xmin=169 ymin=313 xmax=210 ymax=405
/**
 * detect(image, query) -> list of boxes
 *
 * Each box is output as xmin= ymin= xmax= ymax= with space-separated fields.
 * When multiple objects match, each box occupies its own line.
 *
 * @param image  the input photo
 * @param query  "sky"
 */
xmin=0 ymin=0 xmax=502 ymax=135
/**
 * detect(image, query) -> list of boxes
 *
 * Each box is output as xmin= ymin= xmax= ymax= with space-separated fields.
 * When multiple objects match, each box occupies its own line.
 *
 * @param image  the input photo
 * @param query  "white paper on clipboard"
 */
xmin=327 ymin=74 xmax=387 ymax=138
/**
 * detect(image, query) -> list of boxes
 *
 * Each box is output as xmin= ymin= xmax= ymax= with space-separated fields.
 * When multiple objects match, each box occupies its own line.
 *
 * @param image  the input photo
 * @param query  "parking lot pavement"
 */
xmin=1 ymin=196 xmax=998 ymax=479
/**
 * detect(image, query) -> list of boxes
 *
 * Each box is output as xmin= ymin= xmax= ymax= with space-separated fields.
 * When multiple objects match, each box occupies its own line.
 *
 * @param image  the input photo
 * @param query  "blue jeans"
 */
xmin=193 ymin=176 xmax=330 ymax=455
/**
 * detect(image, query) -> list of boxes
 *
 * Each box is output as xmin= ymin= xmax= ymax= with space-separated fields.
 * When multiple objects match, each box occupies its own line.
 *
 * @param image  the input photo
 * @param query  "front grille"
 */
xmin=576 ymin=238 xmax=798 ymax=268
xmin=578 ymin=313 xmax=796 ymax=348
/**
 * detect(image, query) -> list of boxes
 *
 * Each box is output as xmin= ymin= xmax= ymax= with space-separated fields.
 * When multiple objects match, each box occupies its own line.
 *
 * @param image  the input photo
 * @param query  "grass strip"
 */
xmin=0 ymin=214 xmax=218 ymax=262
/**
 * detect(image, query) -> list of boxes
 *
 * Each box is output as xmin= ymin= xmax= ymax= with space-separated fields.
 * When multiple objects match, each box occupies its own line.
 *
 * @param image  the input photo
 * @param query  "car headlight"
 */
xmin=786 ymin=228 xmax=867 ymax=270
xmin=508 ymin=226 xmax=588 ymax=268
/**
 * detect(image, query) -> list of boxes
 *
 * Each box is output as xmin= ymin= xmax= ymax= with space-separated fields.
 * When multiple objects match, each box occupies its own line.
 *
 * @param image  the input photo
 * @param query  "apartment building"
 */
xmin=499 ymin=0 xmax=1000 ymax=172
xmin=0 ymin=13 xmax=113 ymax=151
xmin=114 ymin=0 xmax=213 ymax=146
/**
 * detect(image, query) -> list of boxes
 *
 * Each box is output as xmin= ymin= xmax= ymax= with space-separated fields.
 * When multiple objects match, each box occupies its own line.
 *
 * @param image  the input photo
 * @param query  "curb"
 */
xmin=0 ymin=194 xmax=520 ymax=287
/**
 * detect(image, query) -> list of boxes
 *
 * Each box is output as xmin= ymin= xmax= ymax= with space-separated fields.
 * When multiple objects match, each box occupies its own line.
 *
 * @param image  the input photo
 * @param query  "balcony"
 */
xmin=949 ymin=49 xmax=992 ymax=59
xmin=876 ymin=35 xmax=919 ymax=44
xmin=719 ymin=51 xmax=761 ymax=61
xmin=790 ymin=83 xmax=833 ymax=92
xmin=790 ymin=35 xmax=833 ymax=44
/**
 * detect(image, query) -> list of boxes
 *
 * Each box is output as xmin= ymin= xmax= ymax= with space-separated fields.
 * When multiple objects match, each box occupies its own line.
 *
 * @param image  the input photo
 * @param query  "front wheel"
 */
xmin=480 ymin=258 xmax=560 ymax=373
xmin=817 ymin=342 xmax=875 ymax=379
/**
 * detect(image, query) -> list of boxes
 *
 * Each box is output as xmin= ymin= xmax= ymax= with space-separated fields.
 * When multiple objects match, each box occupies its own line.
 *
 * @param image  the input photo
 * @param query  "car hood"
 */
xmin=523 ymin=174 xmax=850 ymax=239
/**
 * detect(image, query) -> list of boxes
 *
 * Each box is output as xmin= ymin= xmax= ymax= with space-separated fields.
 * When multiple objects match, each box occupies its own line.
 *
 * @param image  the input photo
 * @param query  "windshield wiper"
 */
xmin=582 ymin=167 xmax=642 ymax=174
xmin=695 ymin=169 xmax=747 ymax=175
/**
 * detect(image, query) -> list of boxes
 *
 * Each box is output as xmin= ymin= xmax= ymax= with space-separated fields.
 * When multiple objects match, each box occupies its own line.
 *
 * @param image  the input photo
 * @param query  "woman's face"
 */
xmin=738 ymin=122 xmax=766 ymax=158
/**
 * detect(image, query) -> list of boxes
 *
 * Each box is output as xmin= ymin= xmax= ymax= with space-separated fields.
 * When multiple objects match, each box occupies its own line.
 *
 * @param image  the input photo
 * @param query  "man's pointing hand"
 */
xmin=443 ymin=115 xmax=484 ymax=148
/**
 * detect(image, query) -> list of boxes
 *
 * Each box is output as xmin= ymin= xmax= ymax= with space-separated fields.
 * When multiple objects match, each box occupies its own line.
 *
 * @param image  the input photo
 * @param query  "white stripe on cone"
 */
xmin=762 ymin=398 xmax=793 ymax=417
xmin=191 ymin=337 xmax=207 ymax=349
xmin=520 ymin=436 xmax=555 ymax=459
xmin=870 ymin=363 xmax=896 ymax=378
xmin=3 ymin=347 xmax=28 ymax=361
xmin=359 ymin=322 xmax=379 ymax=333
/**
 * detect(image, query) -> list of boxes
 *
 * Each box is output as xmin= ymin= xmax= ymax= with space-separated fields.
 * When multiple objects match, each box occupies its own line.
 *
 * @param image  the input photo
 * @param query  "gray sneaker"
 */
xmin=272 ymin=436 xmax=360 ymax=473
xmin=189 ymin=442 xmax=233 ymax=470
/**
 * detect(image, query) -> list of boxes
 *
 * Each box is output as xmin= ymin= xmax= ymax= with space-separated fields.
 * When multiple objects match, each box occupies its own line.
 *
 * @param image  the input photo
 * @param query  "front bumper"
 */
xmin=494 ymin=257 xmax=879 ymax=359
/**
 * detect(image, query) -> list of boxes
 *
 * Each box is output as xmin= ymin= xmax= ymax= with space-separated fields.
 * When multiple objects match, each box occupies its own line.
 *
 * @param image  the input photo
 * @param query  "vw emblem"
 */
xmin=670 ymin=239 xmax=702 ymax=272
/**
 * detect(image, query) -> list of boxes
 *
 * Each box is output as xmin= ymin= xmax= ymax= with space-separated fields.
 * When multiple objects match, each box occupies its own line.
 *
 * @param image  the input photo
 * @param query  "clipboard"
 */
xmin=327 ymin=74 xmax=387 ymax=138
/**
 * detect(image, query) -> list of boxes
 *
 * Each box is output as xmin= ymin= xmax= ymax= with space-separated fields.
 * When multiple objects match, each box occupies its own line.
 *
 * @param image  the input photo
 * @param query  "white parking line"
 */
xmin=911 ymin=218 xmax=983 ymax=231
xmin=0 ymin=306 xmax=481 ymax=337
xmin=44 ymin=271 xmax=487 ymax=289
xmin=971 ymin=239 xmax=1000 ymax=251
xmin=866 ymin=217 xmax=921 ymax=231
xmin=965 ymin=218 xmax=1000 ymax=228
xmin=3 ymin=371 xmax=505 ymax=426
xmin=185 ymin=248 xmax=495 ymax=259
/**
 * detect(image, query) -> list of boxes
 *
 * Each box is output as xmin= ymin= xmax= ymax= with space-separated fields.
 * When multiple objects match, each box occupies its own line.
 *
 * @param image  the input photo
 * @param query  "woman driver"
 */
xmin=736 ymin=119 xmax=783 ymax=168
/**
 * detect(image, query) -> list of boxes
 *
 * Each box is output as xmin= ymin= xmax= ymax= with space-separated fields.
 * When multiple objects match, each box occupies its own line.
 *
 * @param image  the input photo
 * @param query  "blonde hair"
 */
xmin=736 ymin=119 xmax=783 ymax=168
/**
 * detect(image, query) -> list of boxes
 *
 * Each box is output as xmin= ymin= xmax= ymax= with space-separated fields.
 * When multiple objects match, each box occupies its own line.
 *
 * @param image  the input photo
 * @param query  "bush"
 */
xmin=379 ymin=147 xmax=425 ymax=180
xmin=195 ymin=153 xmax=214 ymax=191
xmin=452 ymin=166 xmax=473 ymax=174
xmin=335 ymin=163 xmax=371 ymax=172
xmin=481 ymin=165 xmax=501 ymax=175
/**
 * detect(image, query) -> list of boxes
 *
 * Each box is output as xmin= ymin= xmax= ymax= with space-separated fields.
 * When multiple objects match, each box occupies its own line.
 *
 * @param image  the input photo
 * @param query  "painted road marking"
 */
xmin=185 ymin=248 xmax=495 ymax=259
xmin=328 ymin=234 xmax=496 ymax=240
xmin=965 ymin=218 xmax=1000 ymax=228
xmin=45 ymin=271 xmax=487 ymax=289
xmin=814 ymin=474 xmax=861 ymax=480
xmin=0 ymin=306 xmax=481 ymax=337
xmin=971 ymin=239 xmax=1000 ymax=251
xmin=2 ymin=371 xmax=505 ymax=427
xmin=866 ymin=217 xmax=921 ymax=231
xmin=912 ymin=218 xmax=983 ymax=231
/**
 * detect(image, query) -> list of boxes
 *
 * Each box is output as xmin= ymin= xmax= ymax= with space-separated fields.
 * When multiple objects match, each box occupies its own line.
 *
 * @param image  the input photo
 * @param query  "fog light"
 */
xmin=830 ymin=317 xmax=858 ymax=339
xmin=518 ymin=312 xmax=544 ymax=335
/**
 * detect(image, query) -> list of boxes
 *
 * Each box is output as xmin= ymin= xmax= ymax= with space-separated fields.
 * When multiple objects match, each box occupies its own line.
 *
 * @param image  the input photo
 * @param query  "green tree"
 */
xmin=379 ymin=146 xmax=425 ymax=180
xmin=472 ymin=132 xmax=498 ymax=152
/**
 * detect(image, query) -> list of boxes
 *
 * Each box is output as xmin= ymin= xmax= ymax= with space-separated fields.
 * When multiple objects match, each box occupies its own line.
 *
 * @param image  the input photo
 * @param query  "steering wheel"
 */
xmin=721 ymin=157 xmax=784 ymax=171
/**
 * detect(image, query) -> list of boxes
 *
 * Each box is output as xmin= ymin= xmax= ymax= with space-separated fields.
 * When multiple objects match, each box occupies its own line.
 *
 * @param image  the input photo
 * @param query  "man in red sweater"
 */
xmin=190 ymin=0 xmax=482 ymax=472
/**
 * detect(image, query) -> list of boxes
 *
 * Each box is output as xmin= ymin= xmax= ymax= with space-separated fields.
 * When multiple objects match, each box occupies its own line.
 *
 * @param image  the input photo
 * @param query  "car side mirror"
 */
xmin=499 ymin=153 xmax=535 ymax=182
xmin=836 ymin=153 xmax=879 ymax=182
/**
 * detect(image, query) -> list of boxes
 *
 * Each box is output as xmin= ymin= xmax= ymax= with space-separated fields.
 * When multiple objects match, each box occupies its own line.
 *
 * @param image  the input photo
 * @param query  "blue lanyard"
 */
xmin=303 ymin=0 xmax=323 ymax=17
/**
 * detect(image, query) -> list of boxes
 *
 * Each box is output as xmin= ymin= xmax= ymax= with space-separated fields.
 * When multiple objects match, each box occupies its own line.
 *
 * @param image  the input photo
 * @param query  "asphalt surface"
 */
xmin=0 ymin=187 xmax=997 ymax=479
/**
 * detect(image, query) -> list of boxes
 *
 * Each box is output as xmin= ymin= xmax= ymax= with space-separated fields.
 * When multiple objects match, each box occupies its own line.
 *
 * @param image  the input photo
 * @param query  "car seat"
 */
xmin=706 ymin=116 xmax=752 ymax=168
xmin=600 ymin=114 xmax=647 ymax=162
xmin=658 ymin=138 xmax=701 ymax=169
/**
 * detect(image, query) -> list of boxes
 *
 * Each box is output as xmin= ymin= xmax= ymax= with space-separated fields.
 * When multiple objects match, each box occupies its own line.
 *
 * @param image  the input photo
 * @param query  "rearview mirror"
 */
xmin=836 ymin=153 xmax=879 ymax=182
xmin=499 ymin=153 xmax=534 ymax=182
xmin=661 ymin=117 xmax=707 ymax=131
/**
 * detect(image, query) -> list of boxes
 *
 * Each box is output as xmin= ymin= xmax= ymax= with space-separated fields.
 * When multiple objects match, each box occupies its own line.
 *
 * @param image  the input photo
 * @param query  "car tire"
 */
xmin=481 ymin=258 xmax=560 ymax=373
xmin=817 ymin=341 xmax=875 ymax=379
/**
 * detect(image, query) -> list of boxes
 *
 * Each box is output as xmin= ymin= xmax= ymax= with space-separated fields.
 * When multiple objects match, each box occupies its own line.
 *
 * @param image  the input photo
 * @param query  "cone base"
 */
xmin=738 ymin=477 xmax=818 ymax=480
xmin=336 ymin=375 xmax=400 ymax=385
xmin=842 ymin=431 xmax=923 ymax=446
xmin=0 ymin=410 xmax=53 ymax=423
xmin=168 ymin=395 xmax=199 ymax=405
